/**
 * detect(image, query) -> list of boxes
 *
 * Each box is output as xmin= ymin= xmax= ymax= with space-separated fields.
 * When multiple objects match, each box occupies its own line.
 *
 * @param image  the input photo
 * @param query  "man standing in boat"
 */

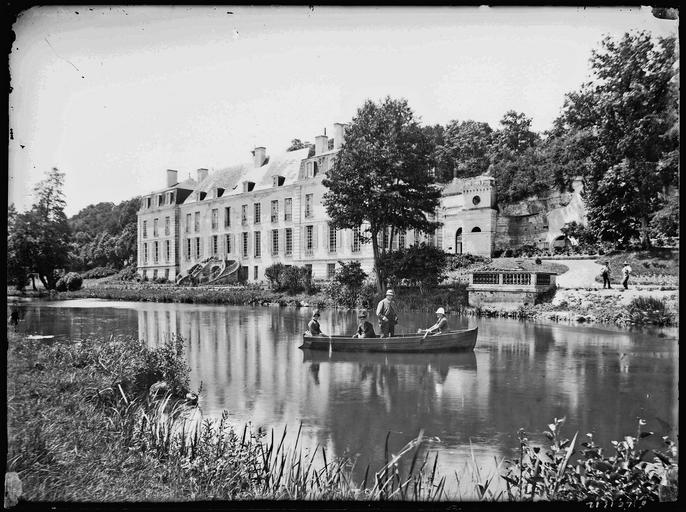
xmin=376 ymin=289 xmax=398 ymax=338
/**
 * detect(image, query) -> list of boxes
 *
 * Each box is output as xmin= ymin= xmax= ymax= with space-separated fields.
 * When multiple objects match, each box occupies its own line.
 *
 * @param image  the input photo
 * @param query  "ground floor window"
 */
xmin=285 ymin=228 xmax=293 ymax=255
xmin=327 ymin=263 xmax=336 ymax=278
xmin=242 ymin=232 xmax=249 ymax=258
xmin=144 ymin=243 xmax=148 ymax=263
xmin=254 ymin=231 xmax=261 ymax=258
xmin=164 ymin=268 xmax=169 ymax=280
xmin=165 ymin=240 xmax=170 ymax=262
xmin=185 ymin=239 xmax=191 ymax=260
xmin=212 ymin=235 xmax=218 ymax=255
xmin=254 ymin=265 xmax=259 ymax=280
xmin=195 ymin=237 xmax=201 ymax=259
xmin=272 ymin=229 xmax=279 ymax=255
xmin=153 ymin=269 xmax=158 ymax=280
xmin=305 ymin=263 xmax=313 ymax=277
xmin=226 ymin=234 xmax=232 ymax=254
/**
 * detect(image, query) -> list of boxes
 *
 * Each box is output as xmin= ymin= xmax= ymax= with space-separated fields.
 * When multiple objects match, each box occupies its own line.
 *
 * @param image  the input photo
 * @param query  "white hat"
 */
xmin=386 ymin=289 xmax=395 ymax=296
xmin=435 ymin=307 xmax=445 ymax=315
xmin=358 ymin=310 xmax=368 ymax=318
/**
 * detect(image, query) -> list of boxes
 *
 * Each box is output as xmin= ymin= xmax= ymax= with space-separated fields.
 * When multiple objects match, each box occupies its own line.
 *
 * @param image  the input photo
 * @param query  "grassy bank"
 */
xmin=7 ymin=281 xmax=469 ymax=314
xmin=6 ymin=329 xmax=678 ymax=504
xmin=594 ymin=249 xmax=679 ymax=288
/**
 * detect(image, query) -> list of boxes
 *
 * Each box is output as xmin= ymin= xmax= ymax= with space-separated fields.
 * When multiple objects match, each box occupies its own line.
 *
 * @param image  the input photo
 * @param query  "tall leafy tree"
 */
xmin=322 ymin=97 xmax=442 ymax=291
xmin=434 ymin=120 xmax=493 ymax=181
xmin=555 ymin=31 xmax=678 ymax=247
xmin=7 ymin=168 xmax=72 ymax=289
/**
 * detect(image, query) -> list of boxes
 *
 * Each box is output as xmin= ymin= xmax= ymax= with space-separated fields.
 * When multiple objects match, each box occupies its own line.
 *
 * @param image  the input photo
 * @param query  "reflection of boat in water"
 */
xmin=301 ymin=349 xmax=477 ymax=370
xmin=300 ymin=328 xmax=477 ymax=353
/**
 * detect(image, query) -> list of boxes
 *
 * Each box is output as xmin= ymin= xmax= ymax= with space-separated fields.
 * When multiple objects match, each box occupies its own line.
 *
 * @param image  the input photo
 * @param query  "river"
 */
xmin=9 ymin=299 xmax=679 ymax=498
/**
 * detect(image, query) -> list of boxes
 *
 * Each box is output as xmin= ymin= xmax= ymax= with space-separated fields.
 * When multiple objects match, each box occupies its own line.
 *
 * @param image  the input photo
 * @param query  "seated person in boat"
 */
xmin=306 ymin=310 xmax=325 ymax=336
xmin=418 ymin=307 xmax=448 ymax=336
xmin=351 ymin=310 xmax=376 ymax=338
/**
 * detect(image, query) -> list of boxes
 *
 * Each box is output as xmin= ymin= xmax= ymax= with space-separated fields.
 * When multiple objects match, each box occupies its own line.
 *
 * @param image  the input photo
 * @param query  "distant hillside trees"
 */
xmin=68 ymin=197 xmax=140 ymax=270
xmin=7 ymin=168 xmax=71 ymax=290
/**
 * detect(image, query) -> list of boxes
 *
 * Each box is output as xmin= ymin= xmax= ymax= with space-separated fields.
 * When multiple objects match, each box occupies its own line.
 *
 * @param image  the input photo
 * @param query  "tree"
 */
xmin=555 ymin=31 xmax=678 ymax=248
xmin=322 ymin=97 xmax=442 ymax=292
xmin=7 ymin=205 xmax=32 ymax=290
xmin=7 ymin=169 xmax=71 ymax=289
xmin=286 ymin=138 xmax=314 ymax=154
xmin=434 ymin=120 xmax=493 ymax=181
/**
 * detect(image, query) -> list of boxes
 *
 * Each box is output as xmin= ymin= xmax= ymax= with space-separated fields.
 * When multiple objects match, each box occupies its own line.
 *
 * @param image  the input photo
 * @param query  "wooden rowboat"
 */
xmin=299 ymin=327 xmax=477 ymax=353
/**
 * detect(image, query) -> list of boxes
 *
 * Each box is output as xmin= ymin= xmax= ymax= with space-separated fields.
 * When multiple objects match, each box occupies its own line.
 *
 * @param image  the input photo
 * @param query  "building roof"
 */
xmin=181 ymin=147 xmax=311 ymax=204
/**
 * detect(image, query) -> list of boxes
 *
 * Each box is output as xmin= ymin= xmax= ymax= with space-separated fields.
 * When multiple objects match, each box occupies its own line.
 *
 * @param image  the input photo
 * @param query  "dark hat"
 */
xmin=313 ymin=310 xmax=320 ymax=317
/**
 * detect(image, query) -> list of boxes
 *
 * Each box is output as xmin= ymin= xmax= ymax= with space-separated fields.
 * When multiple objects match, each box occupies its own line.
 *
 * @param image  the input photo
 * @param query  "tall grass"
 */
xmin=627 ymin=296 xmax=675 ymax=326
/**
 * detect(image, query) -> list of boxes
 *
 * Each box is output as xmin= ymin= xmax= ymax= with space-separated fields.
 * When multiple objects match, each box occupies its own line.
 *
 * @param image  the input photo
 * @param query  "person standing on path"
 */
xmin=621 ymin=261 xmax=632 ymax=290
xmin=376 ymin=289 xmax=398 ymax=338
xmin=601 ymin=261 xmax=612 ymax=289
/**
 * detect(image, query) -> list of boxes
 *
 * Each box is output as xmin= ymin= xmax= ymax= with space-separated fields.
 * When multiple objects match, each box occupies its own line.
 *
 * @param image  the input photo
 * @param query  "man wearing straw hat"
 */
xmin=352 ymin=309 xmax=376 ymax=338
xmin=621 ymin=261 xmax=632 ymax=290
xmin=376 ymin=289 xmax=399 ymax=338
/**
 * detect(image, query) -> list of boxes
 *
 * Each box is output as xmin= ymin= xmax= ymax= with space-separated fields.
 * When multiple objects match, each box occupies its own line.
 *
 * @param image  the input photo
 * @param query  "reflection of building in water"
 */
xmin=138 ymin=305 xmax=181 ymax=346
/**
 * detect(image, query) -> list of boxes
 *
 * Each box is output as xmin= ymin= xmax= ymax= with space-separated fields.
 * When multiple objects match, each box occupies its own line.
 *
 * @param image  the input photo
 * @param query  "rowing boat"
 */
xmin=299 ymin=327 xmax=477 ymax=353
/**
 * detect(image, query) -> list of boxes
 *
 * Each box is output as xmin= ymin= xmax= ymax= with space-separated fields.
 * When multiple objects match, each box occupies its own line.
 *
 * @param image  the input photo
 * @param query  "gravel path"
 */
xmin=542 ymin=259 xmax=604 ymax=289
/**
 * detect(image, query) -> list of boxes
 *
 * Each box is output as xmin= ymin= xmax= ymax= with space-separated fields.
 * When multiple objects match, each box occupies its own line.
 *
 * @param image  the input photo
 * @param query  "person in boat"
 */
xmin=307 ymin=310 xmax=325 ymax=336
xmin=376 ymin=289 xmax=399 ymax=338
xmin=352 ymin=310 xmax=376 ymax=338
xmin=418 ymin=307 xmax=448 ymax=336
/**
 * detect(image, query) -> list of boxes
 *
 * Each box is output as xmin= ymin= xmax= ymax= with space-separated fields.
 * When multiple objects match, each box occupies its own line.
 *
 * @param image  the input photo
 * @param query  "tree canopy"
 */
xmin=554 ymin=31 xmax=678 ymax=247
xmin=322 ymin=96 xmax=442 ymax=291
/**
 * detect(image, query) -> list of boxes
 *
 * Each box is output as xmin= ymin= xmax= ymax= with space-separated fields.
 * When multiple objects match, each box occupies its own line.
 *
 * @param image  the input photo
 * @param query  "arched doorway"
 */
xmin=455 ymin=228 xmax=462 ymax=254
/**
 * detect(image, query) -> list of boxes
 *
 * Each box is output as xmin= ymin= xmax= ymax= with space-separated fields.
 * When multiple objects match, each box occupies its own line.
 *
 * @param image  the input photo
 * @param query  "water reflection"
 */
xmin=13 ymin=300 xmax=678 ymax=494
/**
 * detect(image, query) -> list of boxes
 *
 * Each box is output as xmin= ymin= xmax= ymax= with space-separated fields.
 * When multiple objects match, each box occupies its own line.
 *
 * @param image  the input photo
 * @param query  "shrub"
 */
xmin=326 ymin=261 xmax=368 ymax=307
xmin=627 ymin=296 xmax=674 ymax=326
xmin=280 ymin=265 xmax=313 ymax=295
xmin=55 ymin=272 xmax=83 ymax=291
xmin=378 ymin=244 xmax=448 ymax=294
xmin=446 ymin=253 xmax=490 ymax=271
xmin=264 ymin=263 xmax=287 ymax=290
xmin=81 ymin=266 xmax=119 ymax=279
xmin=153 ymin=277 xmax=168 ymax=284
xmin=504 ymin=249 xmax=514 ymax=258
xmin=503 ymin=417 xmax=677 ymax=507
xmin=117 ymin=266 xmax=140 ymax=281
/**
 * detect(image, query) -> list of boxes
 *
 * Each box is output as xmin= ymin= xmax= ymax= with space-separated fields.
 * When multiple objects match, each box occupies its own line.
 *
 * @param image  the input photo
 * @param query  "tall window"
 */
xmin=212 ymin=235 xmax=218 ymax=255
xmin=158 ymin=194 xmax=163 ymax=206
xmin=352 ymin=226 xmax=361 ymax=253
xmin=226 ymin=234 xmax=232 ymax=254
xmin=185 ymin=239 xmax=191 ymax=260
xmin=254 ymin=231 xmax=261 ymax=257
xmin=285 ymin=198 xmax=293 ymax=221
xmin=327 ymin=263 xmax=336 ymax=279
xmin=241 ymin=205 xmax=248 ymax=225
xmin=144 ymin=243 xmax=148 ymax=262
xmin=285 ymin=228 xmax=293 ymax=255
xmin=211 ymin=209 xmax=218 ymax=229
xmin=143 ymin=220 xmax=147 ymax=238
xmin=224 ymin=207 xmax=230 ymax=228
xmin=194 ymin=212 xmax=200 ymax=232
xmin=254 ymin=203 xmax=261 ymax=224
xmin=306 ymin=225 xmax=314 ymax=254
xmin=328 ymin=223 xmax=337 ymax=252
xmin=146 ymin=197 xmax=151 ymax=209
xmin=436 ymin=227 xmax=443 ymax=250
xmin=242 ymin=232 xmax=249 ymax=258
xmin=271 ymin=200 xmax=278 ymax=222
xmin=195 ymin=237 xmax=201 ymax=259
xmin=399 ymin=231 xmax=406 ymax=250
xmin=185 ymin=213 xmax=191 ymax=233
xmin=153 ymin=218 xmax=159 ymax=237
xmin=254 ymin=266 xmax=259 ymax=280
xmin=271 ymin=229 xmax=279 ymax=255
xmin=382 ymin=228 xmax=390 ymax=251
xmin=154 ymin=242 xmax=159 ymax=263
xmin=165 ymin=240 xmax=170 ymax=262
xmin=165 ymin=216 xmax=170 ymax=236
xmin=305 ymin=194 xmax=313 ymax=218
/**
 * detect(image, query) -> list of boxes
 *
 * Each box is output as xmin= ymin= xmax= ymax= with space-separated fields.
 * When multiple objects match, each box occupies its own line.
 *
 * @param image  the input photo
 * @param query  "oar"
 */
xmin=421 ymin=329 xmax=430 ymax=343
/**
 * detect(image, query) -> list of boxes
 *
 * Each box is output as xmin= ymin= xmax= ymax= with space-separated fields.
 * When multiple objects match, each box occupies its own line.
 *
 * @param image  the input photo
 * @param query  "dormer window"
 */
xmin=216 ymin=187 xmax=225 ymax=198
xmin=158 ymin=194 xmax=164 ymax=206
xmin=146 ymin=197 xmax=152 ymax=209
xmin=272 ymin=176 xmax=285 ymax=187
xmin=243 ymin=181 xmax=255 ymax=192
xmin=306 ymin=161 xmax=318 ymax=178
xmin=199 ymin=191 xmax=207 ymax=201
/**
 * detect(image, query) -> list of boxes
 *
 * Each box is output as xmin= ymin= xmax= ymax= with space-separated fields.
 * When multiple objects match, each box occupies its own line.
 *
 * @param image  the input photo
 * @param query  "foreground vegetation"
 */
xmin=6 ymin=329 xmax=678 ymax=504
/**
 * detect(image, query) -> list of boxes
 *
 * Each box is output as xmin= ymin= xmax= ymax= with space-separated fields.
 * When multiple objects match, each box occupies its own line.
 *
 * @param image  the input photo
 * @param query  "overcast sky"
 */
xmin=8 ymin=6 xmax=678 ymax=217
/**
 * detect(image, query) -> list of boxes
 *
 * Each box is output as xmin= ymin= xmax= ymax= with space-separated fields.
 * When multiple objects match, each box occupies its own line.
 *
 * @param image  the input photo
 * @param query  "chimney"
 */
xmin=166 ymin=169 xmax=178 ymax=188
xmin=332 ymin=123 xmax=347 ymax=150
xmin=254 ymin=147 xmax=266 ymax=167
xmin=315 ymin=134 xmax=328 ymax=155
xmin=197 ymin=168 xmax=209 ymax=183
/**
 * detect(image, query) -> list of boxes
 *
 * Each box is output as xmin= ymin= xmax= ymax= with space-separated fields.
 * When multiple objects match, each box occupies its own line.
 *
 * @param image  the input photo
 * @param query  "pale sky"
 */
xmin=8 ymin=6 xmax=678 ymax=217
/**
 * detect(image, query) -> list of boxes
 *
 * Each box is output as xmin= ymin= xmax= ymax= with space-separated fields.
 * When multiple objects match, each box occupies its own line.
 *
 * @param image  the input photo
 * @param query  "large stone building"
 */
xmin=138 ymin=122 xmax=573 ymax=283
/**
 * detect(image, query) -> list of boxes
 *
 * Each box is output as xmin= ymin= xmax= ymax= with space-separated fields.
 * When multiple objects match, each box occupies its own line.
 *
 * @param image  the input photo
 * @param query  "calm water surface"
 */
xmin=11 ymin=299 xmax=679 ymax=496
